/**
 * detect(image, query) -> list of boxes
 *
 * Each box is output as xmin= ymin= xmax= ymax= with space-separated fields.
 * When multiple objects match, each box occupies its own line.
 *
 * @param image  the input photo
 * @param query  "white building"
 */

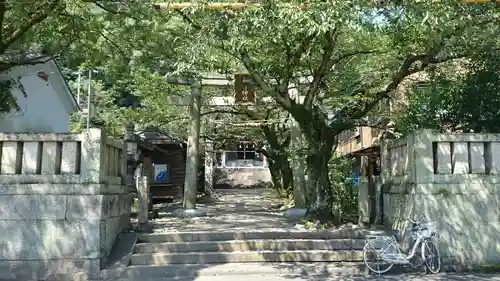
xmin=0 ymin=57 xmax=78 ymax=133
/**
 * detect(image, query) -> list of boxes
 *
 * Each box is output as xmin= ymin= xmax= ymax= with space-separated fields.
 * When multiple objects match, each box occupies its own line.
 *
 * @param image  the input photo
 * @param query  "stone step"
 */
xmin=99 ymin=262 xmax=367 ymax=280
xmin=130 ymin=250 xmax=363 ymax=265
xmin=134 ymin=239 xmax=365 ymax=253
xmin=139 ymin=229 xmax=366 ymax=243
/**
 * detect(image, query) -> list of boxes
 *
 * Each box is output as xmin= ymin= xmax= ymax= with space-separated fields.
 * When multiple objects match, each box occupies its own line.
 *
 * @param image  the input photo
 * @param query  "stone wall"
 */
xmin=381 ymin=130 xmax=500 ymax=268
xmin=0 ymin=129 xmax=133 ymax=280
xmin=214 ymin=167 xmax=272 ymax=188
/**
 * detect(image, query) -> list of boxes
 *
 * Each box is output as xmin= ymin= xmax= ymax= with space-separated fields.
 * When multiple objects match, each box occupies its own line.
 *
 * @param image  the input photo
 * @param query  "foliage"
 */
xmin=328 ymin=156 xmax=358 ymax=225
xmin=3 ymin=0 xmax=498 ymax=221
xmin=157 ymin=0 xmax=499 ymax=218
xmin=0 ymin=0 xmax=178 ymax=118
xmin=394 ymin=51 xmax=500 ymax=135
xmin=301 ymin=154 xmax=357 ymax=227
xmin=0 ymin=79 xmax=20 ymax=113
xmin=68 ymin=111 xmax=84 ymax=133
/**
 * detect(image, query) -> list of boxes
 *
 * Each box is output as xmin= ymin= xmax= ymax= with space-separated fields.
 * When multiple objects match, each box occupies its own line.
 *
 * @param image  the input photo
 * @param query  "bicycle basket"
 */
xmin=420 ymin=221 xmax=437 ymax=238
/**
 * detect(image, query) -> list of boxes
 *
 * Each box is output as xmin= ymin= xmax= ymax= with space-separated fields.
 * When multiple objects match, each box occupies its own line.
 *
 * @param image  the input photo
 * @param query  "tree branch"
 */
xmin=240 ymin=50 xmax=293 ymax=110
xmin=0 ymin=54 xmax=52 ymax=72
xmin=288 ymin=34 xmax=316 ymax=69
xmin=303 ymin=29 xmax=338 ymax=109
xmin=331 ymin=45 xmax=489 ymax=133
xmin=307 ymin=49 xmax=380 ymax=108
xmin=86 ymin=1 xmax=140 ymax=20
xmin=283 ymin=33 xmax=316 ymax=86
xmin=99 ymin=31 xmax=127 ymax=58
xmin=1 ymin=0 xmax=61 ymax=53
xmin=280 ymin=131 xmax=291 ymax=148
xmin=174 ymin=9 xmax=202 ymax=30
xmin=328 ymin=16 xmax=499 ymax=132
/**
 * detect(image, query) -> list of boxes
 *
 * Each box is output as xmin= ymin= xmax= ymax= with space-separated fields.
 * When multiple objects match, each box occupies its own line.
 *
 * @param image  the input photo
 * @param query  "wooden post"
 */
xmin=183 ymin=83 xmax=202 ymax=209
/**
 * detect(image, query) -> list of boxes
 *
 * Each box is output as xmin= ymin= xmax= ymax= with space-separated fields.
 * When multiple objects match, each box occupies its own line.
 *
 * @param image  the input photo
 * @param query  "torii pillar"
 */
xmin=173 ymin=82 xmax=208 ymax=217
xmin=284 ymin=83 xmax=307 ymax=218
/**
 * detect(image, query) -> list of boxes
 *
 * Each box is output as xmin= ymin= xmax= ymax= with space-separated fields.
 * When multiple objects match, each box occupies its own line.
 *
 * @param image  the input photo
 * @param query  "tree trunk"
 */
xmin=267 ymin=154 xmax=293 ymax=197
xmin=281 ymin=160 xmax=293 ymax=195
xmin=268 ymin=159 xmax=284 ymax=194
xmin=261 ymin=125 xmax=293 ymax=196
xmin=295 ymin=107 xmax=336 ymax=222
xmin=305 ymin=142 xmax=335 ymax=222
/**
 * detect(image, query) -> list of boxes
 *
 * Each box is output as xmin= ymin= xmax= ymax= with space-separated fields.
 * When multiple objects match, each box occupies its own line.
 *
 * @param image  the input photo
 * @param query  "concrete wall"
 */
xmin=0 ymin=129 xmax=133 ymax=280
xmin=381 ymin=130 xmax=500 ymax=268
xmin=212 ymin=150 xmax=271 ymax=189
xmin=214 ymin=167 xmax=272 ymax=188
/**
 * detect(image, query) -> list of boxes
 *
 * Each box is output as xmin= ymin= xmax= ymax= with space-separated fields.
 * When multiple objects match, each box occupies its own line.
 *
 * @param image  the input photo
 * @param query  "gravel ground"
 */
xmin=146 ymin=188 xmax=303 ymax=232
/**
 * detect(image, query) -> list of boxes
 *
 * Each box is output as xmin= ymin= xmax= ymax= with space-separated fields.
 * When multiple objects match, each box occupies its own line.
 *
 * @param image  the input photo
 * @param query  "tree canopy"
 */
xmin=0 ymin=0 xmax=499 ymax=220
xmin=156 ymin=0 xmax=498 ymax=216
xmin=394 ymin=51 xmax=500 ymax=135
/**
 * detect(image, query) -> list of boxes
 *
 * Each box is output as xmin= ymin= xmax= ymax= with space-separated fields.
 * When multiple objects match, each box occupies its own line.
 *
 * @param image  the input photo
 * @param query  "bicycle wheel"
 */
xmin=363 ymin=239 xmax=394 ymax=274
xmin=422 ymin=240 xmax=441 ymax=274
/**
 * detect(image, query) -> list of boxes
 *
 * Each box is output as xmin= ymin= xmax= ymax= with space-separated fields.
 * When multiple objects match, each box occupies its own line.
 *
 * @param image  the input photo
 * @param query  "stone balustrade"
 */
xmin=381 ymin=130 xmax=500 ymax=269
xmin=0 ymin=128 xmax=133 ymax=280
xmin=0 ymin=129 xmax=126 ymax=181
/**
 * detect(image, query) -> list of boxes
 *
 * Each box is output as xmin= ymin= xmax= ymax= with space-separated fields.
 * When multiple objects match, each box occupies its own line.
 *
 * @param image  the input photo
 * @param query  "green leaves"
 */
xmin=394 ymin=52 xmax=500 ymax=135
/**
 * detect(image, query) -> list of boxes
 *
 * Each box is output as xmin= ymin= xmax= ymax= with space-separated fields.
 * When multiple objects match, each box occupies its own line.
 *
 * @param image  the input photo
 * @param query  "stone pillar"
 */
xmin=379 ymin=140 xmax=389 ymax=226
xmin=359 ymin=156 xmax=373 ymax=228
xmin=138 ymin=176 xmax=150 ymax=230
xmin=142 ymin=155 xmax=154 ymax=210
xmin=374 ymin=169 xmax=383 ymax=225
xmin=179 ymin=82 xmax=206 ymax=216
xmin=80 ymin=128 xmax=106 ymax=183
xmin=124 ymin=123 xmax=137 ymax=188
xmin=413 ymin=130 xmax=434 ymax=183
xmin=358 ymin=188 xmax=370 ymax=227
xmin=204 ymin=139 xmax=214 ymax=195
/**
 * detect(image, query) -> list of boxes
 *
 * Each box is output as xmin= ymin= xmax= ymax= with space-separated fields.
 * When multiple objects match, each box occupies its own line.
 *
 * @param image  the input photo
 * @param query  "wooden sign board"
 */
xmin=234 ymin=74 xmax=256 ymax=104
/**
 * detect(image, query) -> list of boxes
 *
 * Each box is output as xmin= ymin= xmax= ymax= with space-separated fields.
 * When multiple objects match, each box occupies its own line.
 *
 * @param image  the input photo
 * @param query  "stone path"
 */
xmin=149 ymin=188 xmax=299 ymax=232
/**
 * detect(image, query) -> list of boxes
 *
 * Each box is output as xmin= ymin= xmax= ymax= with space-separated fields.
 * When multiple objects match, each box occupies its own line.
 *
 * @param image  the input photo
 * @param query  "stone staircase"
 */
xmin=99 ymin=228 xmax=368 ymax=280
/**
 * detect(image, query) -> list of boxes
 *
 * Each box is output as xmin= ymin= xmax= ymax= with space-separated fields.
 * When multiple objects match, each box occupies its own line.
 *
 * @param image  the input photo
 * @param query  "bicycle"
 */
xmin=362 ymin=217 xmax=441 ymax=275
